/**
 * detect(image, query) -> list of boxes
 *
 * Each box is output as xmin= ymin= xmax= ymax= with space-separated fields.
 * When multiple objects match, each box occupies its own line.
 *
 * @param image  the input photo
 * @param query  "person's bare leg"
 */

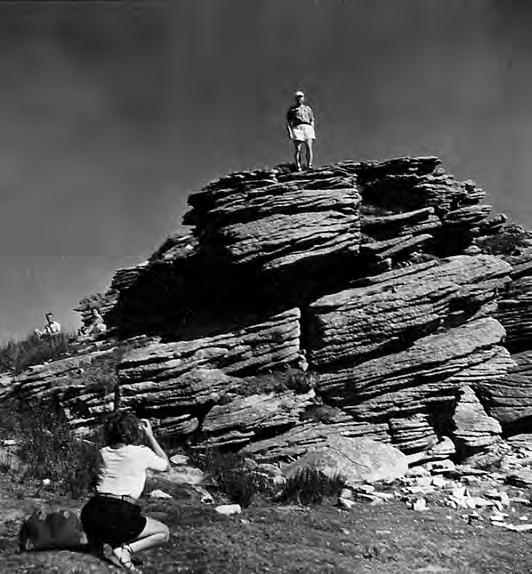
xmin=306 ymin=139 xmax=314 ymax=169
xmin=128 ymin=517 xmax=169 ymax=553
xmin=293 ymin=141 xmax=303 ymax=171
xmin=113 ymin=517 xmax=169 ymax=566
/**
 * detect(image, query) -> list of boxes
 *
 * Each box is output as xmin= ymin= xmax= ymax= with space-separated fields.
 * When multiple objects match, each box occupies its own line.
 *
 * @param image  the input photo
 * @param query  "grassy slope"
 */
xmin=0 ymin=474 xmax=530 ymax=574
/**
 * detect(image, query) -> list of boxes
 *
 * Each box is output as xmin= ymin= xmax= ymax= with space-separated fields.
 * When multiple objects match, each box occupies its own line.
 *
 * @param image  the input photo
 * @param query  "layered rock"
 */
xmin=13 ymin=348 xmax=119 ymax=431
xmin=307 ymin=255 xmax=511 ymax=367
xmin=243 ymin=416 xmax=389 ymax=462
xmin=451 ymin=385 xmax=502 ymax=455
xmin=316 ymin=318 xmax=515 ymax=422
xmin=4 ymin=155 xmax=529 ymax=463
xmin=495 ymin=275 xmax=532 ymax=350
xmin=480 ymin=351 xmax=532 ymax=428
xmin=185 ymin=166 xmax=361 ymax=272
xmin=118 ymin=308 xmax=301 ymax=384
xmin=200 ymin=390 xmax=315 ymax=448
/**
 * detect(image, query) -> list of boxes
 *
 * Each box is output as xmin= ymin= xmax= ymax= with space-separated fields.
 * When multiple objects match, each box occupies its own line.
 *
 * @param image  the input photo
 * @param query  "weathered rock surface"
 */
xmin=118 ymin=308 xmax=301 ymax=383
xmin=185 ymin=166 xmax=361 ymax=272
xmin=3 ymin=155 xmax=531 ymax=465
xmin=307 ymin=255 xmax=511 ymax=367
xmin=317 ymin=318 xmax=515 ymax=422
xmin=200 ymin=390 xmax=316 ymax=448
xmin=496 ymin=275 xmax=532 ymax=350
xmin=243 ymin=416 xmax=389 ymax=462
xmin=283 ymin=436 xmax=409 ymax=485
xmin=451 ymin=386 xmax=502 ymax=455
xmin=480 ymin=350 xmax=532 ymax=428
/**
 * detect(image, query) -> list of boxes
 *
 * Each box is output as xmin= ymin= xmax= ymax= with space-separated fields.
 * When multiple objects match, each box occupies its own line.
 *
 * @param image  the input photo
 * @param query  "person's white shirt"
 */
xmin=44 ymin=321 xmax=61 ymax=336
xmin=96 ymin=444 xmax=169 ymax=500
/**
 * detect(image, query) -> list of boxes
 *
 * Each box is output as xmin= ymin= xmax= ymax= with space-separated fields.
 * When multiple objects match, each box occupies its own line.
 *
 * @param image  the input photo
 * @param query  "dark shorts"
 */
xmin=81 ymin=496 xmax=147 ymax=548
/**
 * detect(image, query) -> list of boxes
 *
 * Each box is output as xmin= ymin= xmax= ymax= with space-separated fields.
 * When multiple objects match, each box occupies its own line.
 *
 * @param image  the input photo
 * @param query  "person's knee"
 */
xmin=159 ymin=523 xmax=170 ymax=543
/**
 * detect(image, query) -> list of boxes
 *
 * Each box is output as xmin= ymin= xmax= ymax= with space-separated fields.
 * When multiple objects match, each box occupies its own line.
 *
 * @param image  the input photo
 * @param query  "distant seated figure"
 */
xmin=78 ymin=309 xmax=107 ymax=339
xmin=35 ymin=313 xmax=61 ymax=339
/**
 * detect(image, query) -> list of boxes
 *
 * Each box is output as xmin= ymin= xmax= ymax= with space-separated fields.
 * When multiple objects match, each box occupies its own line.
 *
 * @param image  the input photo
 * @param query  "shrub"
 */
xmin=191 ymin=449 xmax=268 ymax=507
xmin=15 ymin=402 xmax=100 ymax=498
xmin=277 ymin=467 xmax=346 ymax=505
xmin=0 ymin=332 xmax=74 ymax=374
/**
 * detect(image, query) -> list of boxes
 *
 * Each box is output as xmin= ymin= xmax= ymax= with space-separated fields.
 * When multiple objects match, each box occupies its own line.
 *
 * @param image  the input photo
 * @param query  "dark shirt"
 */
xmin=286 ymin=104 xmax=314 ymax=127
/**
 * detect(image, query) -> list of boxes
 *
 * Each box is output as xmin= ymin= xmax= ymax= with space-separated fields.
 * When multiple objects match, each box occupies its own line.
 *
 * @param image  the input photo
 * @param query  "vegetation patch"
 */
xmin=0 ymin=333 xmax=74 ymax=374
xmin=277 ymin=467 xmax=346 ymax=505
xmin=191 ymin=449 xmax=270 ymax=507
xmin=7 ymin=401 xmax=100 ymax=498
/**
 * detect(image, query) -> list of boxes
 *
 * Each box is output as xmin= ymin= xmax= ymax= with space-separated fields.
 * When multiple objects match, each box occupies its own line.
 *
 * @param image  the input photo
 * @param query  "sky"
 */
xmin=0 ymin=0 xmax=531 ymax=342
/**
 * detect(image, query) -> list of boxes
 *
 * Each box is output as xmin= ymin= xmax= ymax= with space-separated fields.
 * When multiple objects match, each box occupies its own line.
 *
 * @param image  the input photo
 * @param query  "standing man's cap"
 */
xmin=294 ymin=90 xmax=305 ymax=97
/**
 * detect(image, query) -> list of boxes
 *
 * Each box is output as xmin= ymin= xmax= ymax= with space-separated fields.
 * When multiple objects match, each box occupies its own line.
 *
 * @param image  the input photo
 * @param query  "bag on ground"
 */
xmin=19 ymin=509 xmax=88 ymax=551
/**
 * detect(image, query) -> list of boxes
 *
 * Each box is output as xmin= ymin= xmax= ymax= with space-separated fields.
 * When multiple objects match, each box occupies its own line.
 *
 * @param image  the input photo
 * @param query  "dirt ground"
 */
xmin=0 ymin=473 xmax=530 ymax=574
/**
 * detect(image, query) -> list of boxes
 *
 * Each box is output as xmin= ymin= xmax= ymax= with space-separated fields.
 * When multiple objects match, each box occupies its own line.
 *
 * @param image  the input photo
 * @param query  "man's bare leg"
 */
xmin=305 ymin=139 xmax=314 ymax=170
xmin=293 ymin=141 xmax=303 ymax=171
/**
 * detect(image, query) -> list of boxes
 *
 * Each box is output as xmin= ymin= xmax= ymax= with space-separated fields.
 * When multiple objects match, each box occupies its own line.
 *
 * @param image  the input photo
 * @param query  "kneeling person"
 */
xmin=81 ymin=412 xmax=170 ymax=572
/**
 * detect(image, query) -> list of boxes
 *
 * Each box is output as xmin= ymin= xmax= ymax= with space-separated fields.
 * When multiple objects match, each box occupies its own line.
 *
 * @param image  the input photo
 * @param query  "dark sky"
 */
xmin=0 ymin=0 xmax=531 ymax=342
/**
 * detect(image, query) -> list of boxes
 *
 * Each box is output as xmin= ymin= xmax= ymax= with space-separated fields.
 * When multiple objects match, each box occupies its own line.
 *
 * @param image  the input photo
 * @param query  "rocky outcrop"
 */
xmin=4 ymin=155 xmax=529 ymax=466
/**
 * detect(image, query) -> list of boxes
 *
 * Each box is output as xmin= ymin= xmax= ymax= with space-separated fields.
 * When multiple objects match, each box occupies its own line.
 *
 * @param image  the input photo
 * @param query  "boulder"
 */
xmin=283 ymin=436 xmax=409 ymax=485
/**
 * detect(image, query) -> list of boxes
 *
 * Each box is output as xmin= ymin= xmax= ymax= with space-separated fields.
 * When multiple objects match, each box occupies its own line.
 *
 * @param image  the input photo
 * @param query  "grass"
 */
xmin=5 ymin=401 xmax=100 ymax=499
xmin=190 ymin=449 xmax=270 ymax=508
xmin=277 ymin=467 xmax=346 ymax=506
xmin=0 ymin=332 xmax=74 ymax=375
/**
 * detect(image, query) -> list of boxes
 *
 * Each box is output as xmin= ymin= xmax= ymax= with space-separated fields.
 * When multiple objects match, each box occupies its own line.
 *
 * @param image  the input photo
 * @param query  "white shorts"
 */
xmin=291 ymin=124 xmax=315 ymax=142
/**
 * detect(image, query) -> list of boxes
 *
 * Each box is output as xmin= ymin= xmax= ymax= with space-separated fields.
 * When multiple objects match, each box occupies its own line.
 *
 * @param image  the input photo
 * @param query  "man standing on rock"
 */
xmin=286 ymin=90 xmax=316 ymax=171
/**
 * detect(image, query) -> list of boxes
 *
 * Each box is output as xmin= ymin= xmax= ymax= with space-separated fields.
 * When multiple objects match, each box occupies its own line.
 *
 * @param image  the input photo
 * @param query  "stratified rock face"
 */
xmin=451 ymin=385 xmax=502 ymax=455
xmin=496 ymin=275 xmax=532 ymax=350
xmin=307 ymin=255 xmax=511 ymax=367
xmin=185 ymin=166 xmax=361 ymax=272
xmin=388 ymin=413 xmax=438 ymax=454
xmin=118 ymin=308 xmax=301 ymax=383
xmin=282 ymin=436 xmax=409 ymax=485
xmin=356 ymin=156 xmax=484 ymax=214
xmin=119 ymin=368 xmax=242 ymax=413
xmin=13 ymin=348 xmax=120 ymax=431
xmin=481 ymin=351 xmax=532 ymax=428
xmin=200 ymin=390 xmax=316 ymax=448
xmin=316 ymin=318 xmax=515 ymax=421
xmin=7 ymin=155 xmax=529 ymax=463
xmin=243 ymin=417 xmax=389 ymax=462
